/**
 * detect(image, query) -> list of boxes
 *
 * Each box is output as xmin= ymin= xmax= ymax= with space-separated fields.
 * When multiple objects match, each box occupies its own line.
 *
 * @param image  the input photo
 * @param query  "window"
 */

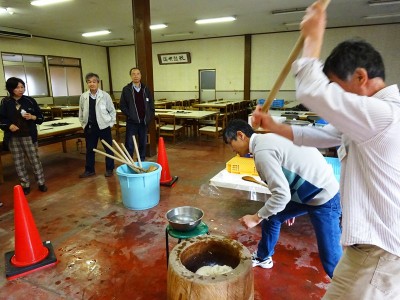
xmin=48 ymin=56 xmax=83 ymax=96
xmin=2 ymin=53 xmax=49 ymax=96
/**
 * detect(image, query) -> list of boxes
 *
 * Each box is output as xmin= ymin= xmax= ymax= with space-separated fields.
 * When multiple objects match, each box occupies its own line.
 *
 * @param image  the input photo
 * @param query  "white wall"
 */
xmin=251 ymin=24 xmax=400 ymax=102
xmin=109 ymin=36 xmax=244 ymax=101
xmin=108 ymin=45 xmax=136 ymax=99
xmin=321 ymin=24 xmax=400 ymax=86
xmin=0 ymin=36 xmax=108 ymax=98
xmin=109 ymin=23 xmax=400 ymax=103
xmin=1 ymin=23 xmax=399 ymax=103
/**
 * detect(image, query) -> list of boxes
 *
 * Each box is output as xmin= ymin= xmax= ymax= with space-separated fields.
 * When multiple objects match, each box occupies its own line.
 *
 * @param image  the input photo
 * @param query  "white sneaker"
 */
xmin=251 ymin=252 xmax=273 ymax=269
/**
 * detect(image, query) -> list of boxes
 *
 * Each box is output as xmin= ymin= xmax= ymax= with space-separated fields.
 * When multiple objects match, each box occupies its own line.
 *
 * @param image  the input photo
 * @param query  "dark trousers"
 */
xmin=125 ymin=122 xmax=147 ymax=161
xmin=84 ymin=124 xmax=114 ymax=172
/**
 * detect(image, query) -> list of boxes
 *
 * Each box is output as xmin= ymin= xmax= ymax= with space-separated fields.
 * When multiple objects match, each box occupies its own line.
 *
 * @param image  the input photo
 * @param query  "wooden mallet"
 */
xmin=259 ymin=0 xmax=331 ymax=114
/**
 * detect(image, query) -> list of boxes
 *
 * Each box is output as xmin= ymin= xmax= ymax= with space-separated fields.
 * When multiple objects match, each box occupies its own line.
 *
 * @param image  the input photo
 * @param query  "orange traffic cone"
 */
xmin=157 ymin=137 xmax=178 ymax=187
xmin=4 ymin=185 xmax=58 ymax=280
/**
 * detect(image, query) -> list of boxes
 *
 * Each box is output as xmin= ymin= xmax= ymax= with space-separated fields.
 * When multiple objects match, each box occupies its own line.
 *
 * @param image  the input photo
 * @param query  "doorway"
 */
xmin=199 ymin=69 xmax=216 ymax=102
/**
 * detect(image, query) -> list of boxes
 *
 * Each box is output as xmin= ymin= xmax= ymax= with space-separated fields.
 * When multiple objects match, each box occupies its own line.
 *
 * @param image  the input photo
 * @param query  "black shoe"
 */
xmin=104 ymin=170 xmax=113 ymax=177
xmin=79 ymin=171 xmax=95 ymax=178
xmin=23 ymin=187 xmax=31 ymax=195
xmin=39 ymin=184 xmax=48 ymax=192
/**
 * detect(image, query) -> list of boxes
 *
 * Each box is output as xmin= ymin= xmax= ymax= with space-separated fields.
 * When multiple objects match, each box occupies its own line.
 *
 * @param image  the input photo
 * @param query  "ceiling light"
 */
xmin=98 ymin=38 xmax=124 ymax=43
xmin=31 ymin=0 xmax=72 ymax=6
xmin=368 ymin=0 xmax=400 ymax=6
xmin=150 ymin=24 xmax=168 ymax=30
xmin=283 ymin=22 xmax=301 ymax=27
xmin=271 ymin=7 xmax=307 ymax=15
xmin=161 ymin=32 xmax=193 ymax=37
xmin=82 ymin=30 xmax=111 ymax=37
xmin=0 ymin=7 xmax=13 ymax=14
xmin=363 ymin=12 xmax=400 ymax=19
xmin=195 ymin=16 xmax=236 ymax=24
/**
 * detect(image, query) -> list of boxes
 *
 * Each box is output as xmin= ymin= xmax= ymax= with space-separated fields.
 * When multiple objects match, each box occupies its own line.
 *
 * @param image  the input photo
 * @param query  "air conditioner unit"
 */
xmin=0 ymin=27 xmax=32 ymax=39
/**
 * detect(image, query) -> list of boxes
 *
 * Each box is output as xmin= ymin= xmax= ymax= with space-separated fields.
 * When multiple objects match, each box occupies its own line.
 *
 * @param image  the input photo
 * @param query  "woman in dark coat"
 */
xmin=0 ymin=77 xmax=47 ymax=195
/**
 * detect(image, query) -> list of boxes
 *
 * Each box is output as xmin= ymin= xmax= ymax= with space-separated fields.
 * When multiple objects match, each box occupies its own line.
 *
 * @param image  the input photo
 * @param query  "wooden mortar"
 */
xmin=167 ymin=235 xmax=254 ymax=300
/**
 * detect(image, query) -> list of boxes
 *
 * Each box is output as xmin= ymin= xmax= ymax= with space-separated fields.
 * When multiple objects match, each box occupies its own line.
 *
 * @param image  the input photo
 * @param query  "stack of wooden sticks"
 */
xmin=93 ymin=138 xmax=157 ymax=173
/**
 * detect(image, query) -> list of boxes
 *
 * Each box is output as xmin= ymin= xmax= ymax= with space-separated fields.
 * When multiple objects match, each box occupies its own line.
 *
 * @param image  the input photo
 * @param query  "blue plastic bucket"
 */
xmin=324 ymin=157 xmax=340 ymax=182
xmin=116 ymin=162 xmax=162 ymax=210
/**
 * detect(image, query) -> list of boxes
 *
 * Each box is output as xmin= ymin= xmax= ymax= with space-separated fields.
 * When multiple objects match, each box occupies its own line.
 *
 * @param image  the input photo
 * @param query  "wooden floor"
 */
xmin=0 ymin=133 xmax=330 ymax=299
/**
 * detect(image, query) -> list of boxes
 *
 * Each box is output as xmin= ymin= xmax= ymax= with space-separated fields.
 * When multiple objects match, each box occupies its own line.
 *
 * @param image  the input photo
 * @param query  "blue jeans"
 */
xmin=125 ymin=121 xmax=147 ymax=161
xmin=257 ymin=193 xmax=342 ymax=278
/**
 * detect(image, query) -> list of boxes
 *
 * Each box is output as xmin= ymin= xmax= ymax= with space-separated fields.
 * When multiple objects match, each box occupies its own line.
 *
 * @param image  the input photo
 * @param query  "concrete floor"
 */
xmin=0 ymin=134 xmax=330 ymax=299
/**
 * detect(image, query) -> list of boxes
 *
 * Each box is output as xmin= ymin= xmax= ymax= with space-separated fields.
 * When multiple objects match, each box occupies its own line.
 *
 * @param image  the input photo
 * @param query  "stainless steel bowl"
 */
xmin=166 ymin=206 xmax=204 ymax=232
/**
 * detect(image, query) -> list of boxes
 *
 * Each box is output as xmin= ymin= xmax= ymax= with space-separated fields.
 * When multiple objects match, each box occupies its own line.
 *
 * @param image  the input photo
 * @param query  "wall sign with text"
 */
xmin=158 ymin=52 xmax=191 ymax=65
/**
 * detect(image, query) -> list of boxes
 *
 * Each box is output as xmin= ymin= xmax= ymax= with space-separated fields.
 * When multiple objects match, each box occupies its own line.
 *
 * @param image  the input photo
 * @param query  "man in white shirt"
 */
xmin=79 ymin=73 xmax=116 ymax=178
xmin=252 ymin=1 xmax=400 ymax=298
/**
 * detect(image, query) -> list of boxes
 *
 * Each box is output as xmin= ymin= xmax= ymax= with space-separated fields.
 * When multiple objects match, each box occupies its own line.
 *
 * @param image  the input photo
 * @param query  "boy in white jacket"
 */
xmin=223 ymin=119 xmax=341 ymax=278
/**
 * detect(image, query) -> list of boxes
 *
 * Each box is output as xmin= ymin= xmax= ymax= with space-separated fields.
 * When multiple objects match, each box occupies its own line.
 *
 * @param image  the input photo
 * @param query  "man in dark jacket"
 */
xmin=119 ymin=67 xmax=155 ymax=161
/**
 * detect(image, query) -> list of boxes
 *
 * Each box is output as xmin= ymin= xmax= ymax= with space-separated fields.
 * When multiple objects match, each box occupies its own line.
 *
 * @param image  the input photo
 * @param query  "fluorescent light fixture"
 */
xmin=82 ymin=30 xmax=111 ymax=37
xmin=31 ymin=0 xmax=72 ymax=6
xmin=150 ymin=24 xmax=168 ymax=30
xmin=98 ymin=38 xmax=124 ymax=43
xmin=161 ymin=32 xmax=193 ymax=37
xmin=0 ymin=7 xmax=13 ymax=14
xmin=195 ymin=16 xmax=236 ymax=24
xmin=271 ymin=7 xmax=307 ymax=15
xmin=368 ymin=0 xmax=400 ymax=6
xmin=363 ymin=12 xmax=400 ymax=19
xmin=283 ymin=22 xmax=301 ymax=27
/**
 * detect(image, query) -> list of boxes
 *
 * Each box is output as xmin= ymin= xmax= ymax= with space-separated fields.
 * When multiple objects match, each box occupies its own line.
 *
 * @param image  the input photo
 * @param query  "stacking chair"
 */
xmin=198 ymin=108 xmax=219 ymax=127
xmin=41 ymin=108 xmax=53 ymax=121
xmin=220 ymin=103 xmax=233 ymax=123
xmin=158 ymin=114 xmax=185 ymax=144
xmin=182 ymin=99 xmax=191 ymax=109
xmin=188 ymin=99 xmax=198 ymax=107
xmin=172 ymin=100 xmax=183 ymax=110
xmin=199 ymin=113 xmax=225 ymax=140
xmin=238 ymin=101 xmax=247 ymax=120
xmin=50 ymin=107 xmax=63 ymax=120
xmin=115 ymin=113 xmax=127 ymax=140
xmin=233 ymin=102 xmax=241 ymax=119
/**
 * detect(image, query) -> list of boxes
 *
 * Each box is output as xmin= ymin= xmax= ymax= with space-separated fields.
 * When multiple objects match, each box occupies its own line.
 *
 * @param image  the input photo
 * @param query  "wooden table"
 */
xmin=267 ymin=110 xmax=318 ymax=121
xmin=193 ymin=100 xmax=244 ymax=110
xmin=116 ymin=109 xmax=217 ymax=121
xmin=281 ymin=101 xmax=301 ymax=110
xmin=0 ymin=117 xmax=83 ymax=183
xmin=154 ymin=99 xmax=177 ymax=109
xmin=156 ymin=109 xmax=218 ymax=137
xmin=193 ymin=100 xmax=250 ymax=120
xmin=40 ymin=105 xmax=80 ymax=118
xmin=154 ymin=109 xmax=217 ymax=119
xmin=115 ymin=109 xmax=218 ymax=138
